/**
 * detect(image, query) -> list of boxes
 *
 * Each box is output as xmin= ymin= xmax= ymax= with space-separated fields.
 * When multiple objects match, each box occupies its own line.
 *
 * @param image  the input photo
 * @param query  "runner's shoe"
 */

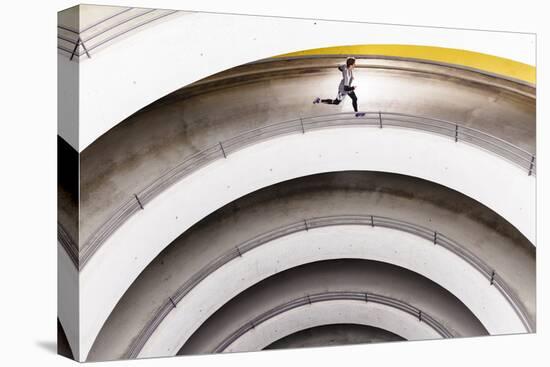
xmin=313 ymin=97 xmax=321 ymax=104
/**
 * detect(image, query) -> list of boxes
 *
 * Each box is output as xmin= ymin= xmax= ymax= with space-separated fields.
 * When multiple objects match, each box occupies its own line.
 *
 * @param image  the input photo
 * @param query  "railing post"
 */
xmin=304 ymin=219 xmax=309 ymax=231
xmin=418 ymin=310 xmax=422 ymax=322
xmin=433 ymin=231 xmax=437 ymax=245
xmin=168 ymin=296 xmax=177 ymax=308
xmin=364 ymin=293 xmax=369 ymax=302
xmin=300 ymin=118 xmax=305 ymax=134
xmin=70 ymin=37 xmax=91 ymax=60
xmin=219 ymin=141 xmax=227 ymax=158
xmin=490 ymin=270 xmax=495 ymax=286
xmin=236 ymin=246 xmax=242 ymax=257
xmin=528 ymin=155 xmax=535 ymax=176
xmin=80 ymin=38 xmax=91 ymax=58
xmin=370 ymin=215 xmax=374 ymax=227
xmin=378 ymin=112 xmax=383 ymax=128
xmin=134 ymin=194 xmax=144 ymax=210
xmin=455 ymin=124 xmax=458 ymax=142
xmin=69 ymin=38 xmax=80 ymax=61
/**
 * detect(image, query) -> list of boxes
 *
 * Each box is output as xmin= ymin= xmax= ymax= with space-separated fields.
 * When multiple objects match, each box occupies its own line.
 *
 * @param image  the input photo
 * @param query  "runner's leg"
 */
xmin=349 ymin=91 xmax=358 ymax=112
xmin=321 ymin=98 xmax=341 ymax=105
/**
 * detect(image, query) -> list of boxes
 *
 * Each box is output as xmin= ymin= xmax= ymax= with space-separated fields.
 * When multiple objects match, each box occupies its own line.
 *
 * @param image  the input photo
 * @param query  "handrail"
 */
xmin=213 ymin=291 xmax=454 ymax=353
xmin=124 ymin=214 xmax=534 ymax=359
xmin=57 ymin=223 xmax=79 ymax=268
xmin=79 ymin=111 xmax=536 ymax=270
xmin=57 ymin=7 xmax=134 ymax=34
xmin=57 ymin=8 xmax=178 ymax=59
xmin=85 ymin=10 xmax=180 ymax=54
xmin=81 ymin=8 xmax=157 ymax=44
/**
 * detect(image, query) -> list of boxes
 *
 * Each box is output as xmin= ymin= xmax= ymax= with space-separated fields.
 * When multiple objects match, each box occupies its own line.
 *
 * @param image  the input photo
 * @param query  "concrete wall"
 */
xmin=58 ymin=55 xmax=78 ymax=151
xmin=181 ymin=260 xmax=487 ymax=354
xmin=58 ymin=242 xmax=79 ymax=359
xmin=226 ymin=301 xmax=441 ymax=352
xmin=139 ymin=224 xmax=525 ymax=358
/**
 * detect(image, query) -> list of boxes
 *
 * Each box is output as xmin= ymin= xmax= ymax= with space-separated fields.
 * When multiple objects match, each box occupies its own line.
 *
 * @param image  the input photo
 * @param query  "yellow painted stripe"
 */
xmin=275 ymin=45 xmax=535 ymax=84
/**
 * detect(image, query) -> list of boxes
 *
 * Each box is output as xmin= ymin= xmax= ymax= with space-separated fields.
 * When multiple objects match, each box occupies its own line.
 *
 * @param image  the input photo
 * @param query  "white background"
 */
xmin=0 ymin=0 xmax=547 ymax=366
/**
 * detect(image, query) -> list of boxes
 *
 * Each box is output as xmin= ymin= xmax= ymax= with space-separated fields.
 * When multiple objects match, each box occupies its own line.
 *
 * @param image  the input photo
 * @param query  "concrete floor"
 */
xmin=87 ymin=171 xmax=534 ymax=361
xmin=79 ymin=57 xmax=535 ymax=250
xmin=179 ymin=260 xmax=487 ymax=355
xmin=265 ymin=324 xmax=404 ymax=350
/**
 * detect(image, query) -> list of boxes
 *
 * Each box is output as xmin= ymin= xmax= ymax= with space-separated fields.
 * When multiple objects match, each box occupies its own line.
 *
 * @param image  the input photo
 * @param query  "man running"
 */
xmin=313 ymin=57 xmax=364 ymax=117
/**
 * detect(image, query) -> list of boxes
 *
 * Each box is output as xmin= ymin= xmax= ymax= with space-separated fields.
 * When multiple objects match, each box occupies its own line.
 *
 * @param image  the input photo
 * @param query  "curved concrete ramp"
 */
xmin=138 ymin=224 xmax=525 ymax=358
xmin=57 ymin=10 xmax=536 ymax=360
xmin=264 ymin=324 xmax=404 ymax=350
xmin=180 ymin=260 xmax=486 ymax=355
xmin=80 ymin=57 xmax=535 ymax=251
xmin=78 ymin=126 xmax=534 ymax=360
xmin=223 ymin=299 xmax=442 ymax=352
xmin=87 ymin=172 xmax=534 ymax=361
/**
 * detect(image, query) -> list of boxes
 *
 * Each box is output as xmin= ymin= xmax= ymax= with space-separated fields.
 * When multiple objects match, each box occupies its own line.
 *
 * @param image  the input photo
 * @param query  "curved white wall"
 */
xmin=176 ymin=258 xmax=488 ymax=356
xmin=78 ymin=127 xmax=534 ymax=361
xmin=67 ymin=11 xmax=535 ymax=151
xmin=139 ymin=225 xmax=525 ymax=358
xmin=91 ymin=173 xmax=520 ymax=360
xmin=223 ymin=300 xmax=441 ymax=352
xmin=58 ymin=242 xmax=79 ymax=359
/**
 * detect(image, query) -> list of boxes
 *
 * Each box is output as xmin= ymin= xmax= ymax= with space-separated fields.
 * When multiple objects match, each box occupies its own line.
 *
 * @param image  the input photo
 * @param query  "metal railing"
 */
xmin=57 ymin=8 xmax=178 ymax=60
xmin=79 ymin=111 xmax=536 ymax=270
xmin=124 ymin=214 xmax=534 ymax=359
xmin=57 ymin=223 xmax=78 ymax=268
xmin=214 ymin=291 xmax=454 ymax=353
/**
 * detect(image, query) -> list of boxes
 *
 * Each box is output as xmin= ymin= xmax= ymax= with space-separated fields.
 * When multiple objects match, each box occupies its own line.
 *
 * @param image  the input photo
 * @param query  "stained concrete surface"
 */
xmin=79 ymin=57 xmax=535 ymax=249
xmin=265 ymin=324 xmax=404 ymax=350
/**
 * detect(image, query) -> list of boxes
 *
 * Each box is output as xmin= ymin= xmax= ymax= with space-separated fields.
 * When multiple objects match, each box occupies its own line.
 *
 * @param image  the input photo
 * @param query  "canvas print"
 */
xmin=57 ymin=4 xmax=536 ymax=362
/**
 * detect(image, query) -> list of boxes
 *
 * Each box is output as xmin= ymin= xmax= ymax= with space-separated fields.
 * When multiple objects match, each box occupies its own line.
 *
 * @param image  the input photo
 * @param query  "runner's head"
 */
xmin=346 ymin=57 xmax=356 ymax=69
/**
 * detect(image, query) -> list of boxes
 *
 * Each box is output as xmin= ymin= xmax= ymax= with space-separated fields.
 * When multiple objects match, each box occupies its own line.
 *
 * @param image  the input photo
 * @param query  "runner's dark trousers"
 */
xmin=321 ymin=91 xmax=358 ymax=112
